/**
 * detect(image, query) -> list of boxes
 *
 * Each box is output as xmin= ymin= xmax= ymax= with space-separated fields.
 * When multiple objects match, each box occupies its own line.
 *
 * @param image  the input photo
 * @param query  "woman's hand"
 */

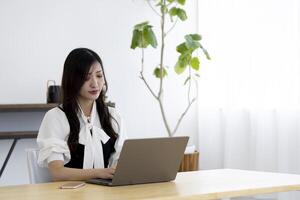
xmin=48 ymin=160 xmax=116 ymax=181
xmin=95 ymin=168 xmax=115 ymax=179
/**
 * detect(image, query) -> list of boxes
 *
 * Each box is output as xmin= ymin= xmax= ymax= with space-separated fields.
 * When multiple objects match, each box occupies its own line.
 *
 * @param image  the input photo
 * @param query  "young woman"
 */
xmin=37 ymin=48 xmax=126 ymax=181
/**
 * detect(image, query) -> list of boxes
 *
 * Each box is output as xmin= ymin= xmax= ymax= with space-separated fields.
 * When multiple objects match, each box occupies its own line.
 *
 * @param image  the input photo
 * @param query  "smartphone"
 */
xmin=59 ymin=182 xmax=86 ymax=189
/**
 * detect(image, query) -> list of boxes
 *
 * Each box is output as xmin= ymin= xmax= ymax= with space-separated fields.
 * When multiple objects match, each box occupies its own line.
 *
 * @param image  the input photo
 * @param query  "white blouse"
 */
xmin=37 ymin=102 xmax=127 ymax=169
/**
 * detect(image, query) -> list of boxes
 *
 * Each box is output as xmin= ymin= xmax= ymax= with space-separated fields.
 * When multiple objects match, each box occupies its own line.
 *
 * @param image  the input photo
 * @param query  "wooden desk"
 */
xmin=1 ymin=169 xmax=300 ymax=200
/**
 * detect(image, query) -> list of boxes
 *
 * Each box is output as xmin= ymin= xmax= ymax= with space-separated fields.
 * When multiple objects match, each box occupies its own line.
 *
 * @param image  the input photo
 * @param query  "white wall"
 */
xmin=0 ymin=0 xmax=198 ymax=185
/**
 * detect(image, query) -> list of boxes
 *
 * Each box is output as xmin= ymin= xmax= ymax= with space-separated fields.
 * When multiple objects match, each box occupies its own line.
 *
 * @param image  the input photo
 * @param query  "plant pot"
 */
xmin=178 ymin=151 xmax=199 ymax=172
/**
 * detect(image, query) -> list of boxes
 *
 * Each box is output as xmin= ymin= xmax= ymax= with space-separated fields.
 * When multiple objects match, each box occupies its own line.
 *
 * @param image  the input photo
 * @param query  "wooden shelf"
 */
xmin=0 ymin=103 xmax=58 ymax=112
xmin=0 ymin=131 xmax=38 ymax=139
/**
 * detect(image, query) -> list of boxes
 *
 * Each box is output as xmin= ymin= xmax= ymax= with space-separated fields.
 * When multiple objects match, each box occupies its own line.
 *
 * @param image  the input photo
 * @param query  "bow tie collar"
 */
xmin=77 ymin=101 xmax=110 ymax=169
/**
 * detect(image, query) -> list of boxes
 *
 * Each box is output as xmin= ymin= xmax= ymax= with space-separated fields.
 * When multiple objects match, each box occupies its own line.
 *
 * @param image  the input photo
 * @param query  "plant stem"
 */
xmin=140 ymin=43 xmax=158 ymax=99
xmin=165 ymin=17 xmax=178 ymax=36
xmin=158 ymin=94 xmax=172 ymax=137
xmin=194 ymin=76 xmax=199 ymax=99
xmin=146 ymin=0 xmax=161 ymax=17
xmin=188 ymin=67 xmax=191 ymax=104
xmin=172 ymin=97 xmax=196 ymax=136
xmin=157 ymin=0 xmax=173 ymax=137
xmin=158 ymin=0 xmax=166 ymax=98
xmin=140 ymin=72 xmax=158 ymax=99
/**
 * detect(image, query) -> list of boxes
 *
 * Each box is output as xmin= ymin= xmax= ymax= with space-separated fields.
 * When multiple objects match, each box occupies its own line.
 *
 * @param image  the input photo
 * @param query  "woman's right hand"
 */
xmin=95 ymin=168 xmax=115 ymax=179
xmin=48 ymin=160 xmax=116 ymax=181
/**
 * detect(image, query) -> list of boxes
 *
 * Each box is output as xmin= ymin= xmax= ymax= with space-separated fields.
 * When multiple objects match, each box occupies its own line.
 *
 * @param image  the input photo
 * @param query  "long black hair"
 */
xmin=61 ymin=48 xmax=118 ymax=153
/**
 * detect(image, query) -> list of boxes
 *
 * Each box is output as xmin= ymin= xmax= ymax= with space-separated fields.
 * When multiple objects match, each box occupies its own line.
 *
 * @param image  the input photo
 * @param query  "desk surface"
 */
xmin=1 ymin=169 xmax=300 ymax=200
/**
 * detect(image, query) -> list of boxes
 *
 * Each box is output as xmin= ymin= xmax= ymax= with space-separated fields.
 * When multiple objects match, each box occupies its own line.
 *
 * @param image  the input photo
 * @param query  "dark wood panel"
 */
xmin=0 ymin=103 xmax=58 ymax=112
xmin=0 ymin=131 xmax=38 ymax=139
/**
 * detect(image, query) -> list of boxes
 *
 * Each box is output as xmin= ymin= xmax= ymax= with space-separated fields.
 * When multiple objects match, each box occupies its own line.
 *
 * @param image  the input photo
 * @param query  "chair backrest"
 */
xmin=26 ymin=149 xmax=51 ymax=183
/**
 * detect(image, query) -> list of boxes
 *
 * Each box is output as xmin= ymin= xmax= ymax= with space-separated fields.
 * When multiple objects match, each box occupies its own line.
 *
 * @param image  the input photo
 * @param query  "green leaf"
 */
xmin=177 ymin=8 xmax=187 ymax=21
xmin=185 ymin=35 xmax=200 ymax=49
xmin=140 ymin=38 xmax=149 ymax=48
xmin=153 ymin=67 xmax=168 ymax=78
xmin=190 ymin=57 xmax=200 ymax=71
xmin=130 ymin=30 xmax=141 ymax=49
xmin=177 ymin=0 xmax=186 ymax=5
xmin=176 ymin=42 xmax=189 ymax=53
xmin=143 ymin=27 xmax=158 ymax=48
xmin=184 ymin=76 xmax=191 ymax=85
xmin=134 ymin=21 xmax=149 ymax=31
xmin=135 ymin=30 xmax=149 ymax=48
xmin=167 ymin=0 xmax=175 ymax=3
xmin=175 ymin=53 xmax=190 ymax=74
xmin=169 ymin=7 xmax=178 ymax=16
xmin=158 ymin=0 xmax=164 ymax=5
xmin=133 ymin=30 xmax=148 ymax=49
xmin=175 ymin=61 xmax=187 ymax=74
xmin=161 ymin=5 xmax=168 ymax=14
xmin=132 ymin=22 xmax=158 ymax=49
xmin=189 ymin=34 xmax=202 ymax=41
xmin=179 ymin=53 xmax=191 ymax=67
xmin=155 ymin=2 xmax=162 ymax=6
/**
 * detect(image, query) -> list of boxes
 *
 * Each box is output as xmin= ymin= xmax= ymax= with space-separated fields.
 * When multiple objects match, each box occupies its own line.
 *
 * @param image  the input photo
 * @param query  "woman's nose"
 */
xmin=90 ymin=77 xmax=98 ymax=87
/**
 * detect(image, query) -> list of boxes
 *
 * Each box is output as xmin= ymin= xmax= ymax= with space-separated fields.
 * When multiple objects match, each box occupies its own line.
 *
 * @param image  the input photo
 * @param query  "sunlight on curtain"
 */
xmin=197 ymin=0 xmax=300 ymax=109
xmin=197 ymin=0 xmax=300 ymax=199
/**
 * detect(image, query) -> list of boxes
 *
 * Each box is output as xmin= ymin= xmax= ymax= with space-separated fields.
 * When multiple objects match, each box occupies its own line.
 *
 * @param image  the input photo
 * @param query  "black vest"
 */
xmin=58 ymin=106 xmax=116 ymax=169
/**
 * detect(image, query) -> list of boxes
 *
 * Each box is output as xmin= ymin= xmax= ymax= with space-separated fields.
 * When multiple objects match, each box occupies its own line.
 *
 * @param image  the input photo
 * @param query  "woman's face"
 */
xmin=78 ymin=61 xmax=105 ymax=103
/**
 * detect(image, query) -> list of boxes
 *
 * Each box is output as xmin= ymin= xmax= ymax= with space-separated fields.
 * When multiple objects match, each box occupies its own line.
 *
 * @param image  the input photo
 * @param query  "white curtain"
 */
xmin=197 ymin=0 xmax=300 ymax=199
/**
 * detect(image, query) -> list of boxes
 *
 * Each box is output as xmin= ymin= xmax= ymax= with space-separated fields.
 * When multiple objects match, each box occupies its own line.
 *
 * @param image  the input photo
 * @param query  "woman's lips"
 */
xmin=88 ymin=90 xmax=99 ymax=95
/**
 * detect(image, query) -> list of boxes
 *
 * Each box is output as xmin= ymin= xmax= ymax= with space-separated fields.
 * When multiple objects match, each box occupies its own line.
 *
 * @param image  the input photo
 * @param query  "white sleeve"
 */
xmin=108 ymin=107 xmax=128 ymax=168
xmin=36 ymin=107 xmax=71 ymax=168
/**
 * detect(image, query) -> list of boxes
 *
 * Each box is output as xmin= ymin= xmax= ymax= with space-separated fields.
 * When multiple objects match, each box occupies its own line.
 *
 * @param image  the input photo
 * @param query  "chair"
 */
xmin=26 ymin=149 xmax=51 ymax=183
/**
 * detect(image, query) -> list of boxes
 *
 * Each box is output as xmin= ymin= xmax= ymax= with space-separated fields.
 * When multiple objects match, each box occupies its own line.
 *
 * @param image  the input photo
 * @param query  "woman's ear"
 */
xmin=102 ymin=83 xmax=107 ymax=92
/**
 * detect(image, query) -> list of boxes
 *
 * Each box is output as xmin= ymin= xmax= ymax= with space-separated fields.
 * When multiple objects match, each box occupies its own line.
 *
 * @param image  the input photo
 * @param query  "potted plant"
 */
xmin=130 ymin=0 xmax=210 ymax=171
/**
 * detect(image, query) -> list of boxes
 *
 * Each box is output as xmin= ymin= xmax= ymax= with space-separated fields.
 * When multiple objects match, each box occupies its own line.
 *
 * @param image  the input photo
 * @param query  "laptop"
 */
xmin=86 ymin=136 xmax=189 ymax=186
